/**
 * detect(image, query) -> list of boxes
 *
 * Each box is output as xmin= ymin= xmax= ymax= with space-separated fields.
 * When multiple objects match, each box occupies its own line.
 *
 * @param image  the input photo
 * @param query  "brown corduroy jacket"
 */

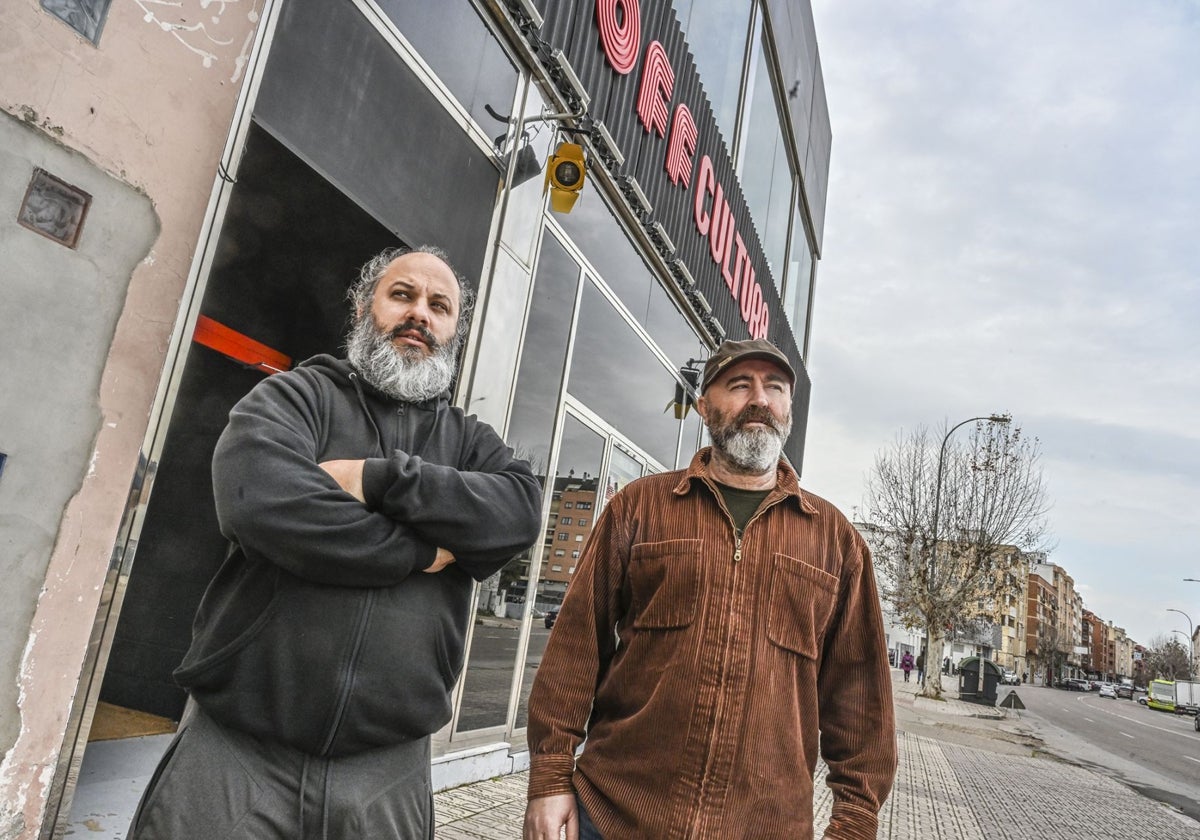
xmin=527 ymin=449 xmax=897 ymax=839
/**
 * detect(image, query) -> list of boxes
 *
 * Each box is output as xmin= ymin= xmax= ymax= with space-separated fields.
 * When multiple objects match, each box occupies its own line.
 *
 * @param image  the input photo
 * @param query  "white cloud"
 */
xmin=807 ymin=0 xmax=1200 ymax=647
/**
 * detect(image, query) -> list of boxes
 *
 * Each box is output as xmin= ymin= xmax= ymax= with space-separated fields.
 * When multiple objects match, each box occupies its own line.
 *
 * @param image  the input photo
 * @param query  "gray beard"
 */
xmin=708 ymin=410 xmax=792 ymax=474
xmin=715 ymin=427 xmax=787 ymax=473
xmin=346 ymin=316 xmax=458 ymax=403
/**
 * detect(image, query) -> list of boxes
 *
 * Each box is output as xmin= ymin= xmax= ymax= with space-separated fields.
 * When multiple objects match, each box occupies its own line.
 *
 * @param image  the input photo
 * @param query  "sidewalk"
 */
xmin=435 ymin=670 xmax=1199 ymax=839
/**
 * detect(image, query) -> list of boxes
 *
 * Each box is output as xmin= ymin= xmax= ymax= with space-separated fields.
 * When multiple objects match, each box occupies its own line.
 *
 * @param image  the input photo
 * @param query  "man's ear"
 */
xmin=695 ymin=395 xmax=709 ymax=420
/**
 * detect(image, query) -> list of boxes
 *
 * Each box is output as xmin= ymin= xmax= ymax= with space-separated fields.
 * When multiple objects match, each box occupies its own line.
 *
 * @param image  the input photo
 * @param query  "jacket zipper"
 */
xmin=692 ymin=484 xmax=777 ymax=835
xmin=318 ymin=588 xmax=376 ymax=756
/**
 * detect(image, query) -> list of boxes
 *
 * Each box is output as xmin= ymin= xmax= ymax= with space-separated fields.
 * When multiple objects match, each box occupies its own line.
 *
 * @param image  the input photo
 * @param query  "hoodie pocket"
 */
xmin=629 ymin=539 xmax=702 ymax=630
xmin=767 ymin=554 xmax=839 ymax=659
xmin=175 ymin=574 xmax=363 ymax=756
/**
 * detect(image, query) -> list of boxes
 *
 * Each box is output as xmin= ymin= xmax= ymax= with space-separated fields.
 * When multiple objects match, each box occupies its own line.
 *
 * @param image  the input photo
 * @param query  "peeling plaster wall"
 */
xmin=0 ymin=2 xmax=263 ymax=837
xmin=0 ymin=107 xmax=158 ymax=764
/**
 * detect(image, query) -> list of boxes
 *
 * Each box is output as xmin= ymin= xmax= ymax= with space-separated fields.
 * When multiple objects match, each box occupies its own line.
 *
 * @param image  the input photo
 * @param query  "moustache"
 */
xmin=389 ymin=321 xmax=438 ymax=349
xmin=735 ymin=405 xmax=785 ymax=432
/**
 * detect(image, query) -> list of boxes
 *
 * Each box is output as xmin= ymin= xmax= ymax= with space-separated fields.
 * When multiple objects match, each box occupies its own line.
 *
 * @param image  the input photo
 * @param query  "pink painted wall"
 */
xmin=0 ymin=2 xmax=265 ymax=835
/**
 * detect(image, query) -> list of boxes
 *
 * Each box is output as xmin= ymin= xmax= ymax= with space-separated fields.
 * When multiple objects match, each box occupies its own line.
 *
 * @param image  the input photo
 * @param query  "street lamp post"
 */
xmin=925 ymin=413 xmax=1011 ymax=686
xmin=1167 ymin=608 xmax=1195 ymax=680
xmin=1184 ymin=580 xmax=1200 ymax=678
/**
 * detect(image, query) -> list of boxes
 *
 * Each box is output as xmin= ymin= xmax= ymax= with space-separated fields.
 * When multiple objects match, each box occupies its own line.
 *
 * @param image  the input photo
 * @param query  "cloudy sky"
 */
xmin=804 ymin=1 xmax=1200 ymax=648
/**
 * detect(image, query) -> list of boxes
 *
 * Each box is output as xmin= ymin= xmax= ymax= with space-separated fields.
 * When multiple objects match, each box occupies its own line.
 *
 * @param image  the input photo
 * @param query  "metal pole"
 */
xmin=926 ymin=414 xmax=1010 ymax=688
xmin=1168 ymin=609 xmax=1194 ymax=679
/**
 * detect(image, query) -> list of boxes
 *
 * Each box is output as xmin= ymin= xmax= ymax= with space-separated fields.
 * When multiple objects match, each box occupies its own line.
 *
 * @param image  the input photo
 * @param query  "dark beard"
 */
xmin=706 ymin=403 xmax=792 ymax=474
xmin=345 ymin=316 xmax=459 ymax=402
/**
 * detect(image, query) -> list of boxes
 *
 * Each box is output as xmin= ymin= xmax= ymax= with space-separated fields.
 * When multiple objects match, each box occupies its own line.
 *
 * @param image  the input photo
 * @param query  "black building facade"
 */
xmin=83 ymin=0 xmax=832 ymax=789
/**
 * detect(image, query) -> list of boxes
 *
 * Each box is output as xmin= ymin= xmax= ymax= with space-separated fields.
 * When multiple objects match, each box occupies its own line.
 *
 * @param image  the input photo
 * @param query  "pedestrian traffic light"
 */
xmin=545 ymin=141 xmax=586 ymax=213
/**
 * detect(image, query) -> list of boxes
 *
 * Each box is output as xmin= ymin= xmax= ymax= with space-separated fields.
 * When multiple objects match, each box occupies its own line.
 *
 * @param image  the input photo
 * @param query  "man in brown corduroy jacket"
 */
xmin=524 ymin=338 xmax=897 ymax=840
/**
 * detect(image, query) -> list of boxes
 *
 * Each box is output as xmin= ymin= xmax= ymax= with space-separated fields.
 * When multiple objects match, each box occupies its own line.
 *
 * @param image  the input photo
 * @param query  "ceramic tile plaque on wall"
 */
xmin=41 ymin=0 xmax=112 ymax=44
xmin=18 ymin=168 xmax=92 ymax=249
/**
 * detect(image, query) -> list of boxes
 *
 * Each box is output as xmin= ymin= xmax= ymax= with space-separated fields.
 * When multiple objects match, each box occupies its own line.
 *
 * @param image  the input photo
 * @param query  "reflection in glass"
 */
xmin=558 ymin=196 xmax=705 ymax=373
xmin=736 ymin=27 xmax=793 ymax=284
xmin=679 ymin=407 xmax=705 ymax=469
xmin=376 ymin=0 xmax=518 ymax=133
xmin=500 ymin=88 xmax=555 ymax=267
xmin=645 ymin=279 xmax=706 ymax=373
xmin=783 ymin=212 xmax=814 ymax=351
xmin=570 ymin=283 xmax=681 ymax=467
xmin=515 ymin=414 xmax=605 ymax=728
xmin=457 ymin=235 xmax=579 ymax=733
xmin=676 ymin=0 xmax=753 ymax=151
xmin=556 ymin=195 xmax=653 ymax=325
xmin=605 ymin=443 xmax=643 ymax=502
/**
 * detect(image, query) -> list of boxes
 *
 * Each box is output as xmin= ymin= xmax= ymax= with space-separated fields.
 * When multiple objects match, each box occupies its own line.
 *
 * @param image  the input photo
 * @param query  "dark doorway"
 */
xmin=100 ymin=122 xmax=401 ymax=720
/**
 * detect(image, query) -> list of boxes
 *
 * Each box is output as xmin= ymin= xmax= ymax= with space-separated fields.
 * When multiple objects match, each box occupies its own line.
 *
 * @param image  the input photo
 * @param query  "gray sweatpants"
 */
xmin=127 ymin=703 xmax=434 ymax=840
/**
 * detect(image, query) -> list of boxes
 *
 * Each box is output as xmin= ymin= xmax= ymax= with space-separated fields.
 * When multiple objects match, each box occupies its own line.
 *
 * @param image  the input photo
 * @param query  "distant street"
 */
xmin=456 ymin=622 xmax=551 ymax=732
xmin=1010 ymin=684 xmax=1200 ymax=821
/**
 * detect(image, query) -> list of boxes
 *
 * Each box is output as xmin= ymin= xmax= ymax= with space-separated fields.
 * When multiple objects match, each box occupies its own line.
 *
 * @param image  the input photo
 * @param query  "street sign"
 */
xmin=999 ymin=691 xmax=1025 ymax=709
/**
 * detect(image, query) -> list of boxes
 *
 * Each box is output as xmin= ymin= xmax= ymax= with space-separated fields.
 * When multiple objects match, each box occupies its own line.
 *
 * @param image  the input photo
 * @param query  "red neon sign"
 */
xmin=636 ymin=41 xmax=673 ymax=138
xmin=594 ymin=0 xmax=768 ymax=339
xmin=595 ymin=0 xmax=640 ymax=74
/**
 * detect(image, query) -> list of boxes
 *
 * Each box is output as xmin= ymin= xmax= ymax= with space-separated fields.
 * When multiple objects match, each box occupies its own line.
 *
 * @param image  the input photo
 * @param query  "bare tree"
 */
xmin=864 ymin=420 xmax=1050 ymax=699
xmin=1034 ymin=622 xmax=1066 ymax=685
xmin=1145 ymin=634 xmax=1191 ymax=680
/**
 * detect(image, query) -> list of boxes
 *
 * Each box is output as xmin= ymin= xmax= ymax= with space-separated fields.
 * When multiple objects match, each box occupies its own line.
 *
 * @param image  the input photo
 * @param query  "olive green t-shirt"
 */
xmin=714 ymin=482 xmax=771 ymax=536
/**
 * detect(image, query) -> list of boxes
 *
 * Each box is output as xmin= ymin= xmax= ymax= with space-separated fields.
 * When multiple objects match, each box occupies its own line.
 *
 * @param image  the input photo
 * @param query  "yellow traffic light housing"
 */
xmin=544 ymin=141 xmax=586 ymax=213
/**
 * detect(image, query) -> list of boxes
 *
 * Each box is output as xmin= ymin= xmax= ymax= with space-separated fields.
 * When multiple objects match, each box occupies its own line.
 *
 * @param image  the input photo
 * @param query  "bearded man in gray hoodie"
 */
xmin=128 ymin=246 xmax=542 ymax=840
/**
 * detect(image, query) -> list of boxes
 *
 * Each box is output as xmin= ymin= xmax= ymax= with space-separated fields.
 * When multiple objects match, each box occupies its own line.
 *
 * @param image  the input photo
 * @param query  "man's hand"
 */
xmin=523 ymin=793 xmax=578 ymax=840
xmin=423 ymin=547 xmax=456 ymax=574
xmin=319 ymin=459 xmax=365 ymax=503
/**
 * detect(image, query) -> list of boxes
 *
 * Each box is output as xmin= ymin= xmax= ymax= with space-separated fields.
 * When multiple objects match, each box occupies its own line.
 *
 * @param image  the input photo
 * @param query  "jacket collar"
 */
xmin=672 ymin=447 xmax=819 ymax=516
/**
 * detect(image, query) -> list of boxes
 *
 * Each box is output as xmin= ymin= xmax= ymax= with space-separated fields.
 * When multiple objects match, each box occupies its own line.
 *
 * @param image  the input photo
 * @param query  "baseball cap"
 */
xmin=700 ymin=338 xmax=796 ymax=393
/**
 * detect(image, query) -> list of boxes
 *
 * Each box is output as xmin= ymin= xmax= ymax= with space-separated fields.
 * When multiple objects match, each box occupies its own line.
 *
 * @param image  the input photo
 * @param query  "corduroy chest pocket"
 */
xmin=767 ymin=554 xmax=839 ymax=658
xmin=629 ymin=539 xmax=702 ymax=629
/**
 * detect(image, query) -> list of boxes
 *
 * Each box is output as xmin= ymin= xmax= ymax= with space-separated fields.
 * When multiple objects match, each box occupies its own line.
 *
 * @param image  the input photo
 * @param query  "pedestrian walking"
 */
xmin=523 ymin=339 xmax=897 ymax=840
xmin=126 ymin=246 xmax=543 ymax=839
xmin=916 ymin=648 xmax=926 ymax=683
xmin=901 ymin=651 xmax=915 ymax=682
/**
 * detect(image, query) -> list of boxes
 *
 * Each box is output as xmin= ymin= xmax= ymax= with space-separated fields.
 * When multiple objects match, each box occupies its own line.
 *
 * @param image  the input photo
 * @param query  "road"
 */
xmin=1012 ymin=683 xmax=1200 ymax=821
xmin=456 ymin=622 xmax=551 ymax=732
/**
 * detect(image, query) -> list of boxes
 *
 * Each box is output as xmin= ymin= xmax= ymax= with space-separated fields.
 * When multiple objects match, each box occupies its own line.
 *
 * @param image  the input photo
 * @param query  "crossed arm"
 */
xmin=319 ymin=458 xmax=455 ymax=573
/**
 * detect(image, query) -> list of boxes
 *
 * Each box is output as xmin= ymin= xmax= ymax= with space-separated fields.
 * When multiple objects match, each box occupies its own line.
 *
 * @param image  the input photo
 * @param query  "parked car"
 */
xmin=1098 ymin=683 xmax=1117 ymax=699
xmin=543 ymin=607 xmax=560 ymax=629
xmin=1060 ymin=678 xmax=1091 ymax=691
xmin=1001 ymin=669 xmax=1021 ymax=685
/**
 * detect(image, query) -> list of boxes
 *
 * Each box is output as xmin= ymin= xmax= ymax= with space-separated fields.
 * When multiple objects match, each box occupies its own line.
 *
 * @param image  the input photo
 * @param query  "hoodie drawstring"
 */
xmin=349 ymin=372 xmax=387 ymax=457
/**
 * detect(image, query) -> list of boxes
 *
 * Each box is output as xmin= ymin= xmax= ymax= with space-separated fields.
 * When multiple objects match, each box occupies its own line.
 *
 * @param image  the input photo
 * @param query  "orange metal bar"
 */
xmin=192 ymin=315 xmax=292 ymax=375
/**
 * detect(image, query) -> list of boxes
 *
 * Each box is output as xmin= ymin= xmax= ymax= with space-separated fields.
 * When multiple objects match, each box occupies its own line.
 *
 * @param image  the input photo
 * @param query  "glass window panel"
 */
xmin=556 ymin=196 xmax=653 ymax=325
xmin=679 ymin=407 xmax=705 ymax=469
xmin=645 ymin=277 xmax=706 ymax=373
xmin=557 ymin=191 xmax=704 ymax=376
xmin=500 ymin=86 xmax=556 ymax=267
xmin=504 ymin=233 xmax=580 ymax=470
xmin=569 ymin=283 xmax=681 ymax=467
xmin=676 ymin=0 xmax=753 ymax=150
xmin=783 ymin=211 xmax=814 ymax=350
xmin=515 ymin=414 xmax=606 ymax=728
xmin=376 ymin=0 xmax=519 ymax=133
xmin=456 ymin=234 xmax=578 ymax=733
xmin=736 ymin=27 xmax=792 ymax=284
xmin=604 ymin=443 xmax=643 ymax=504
